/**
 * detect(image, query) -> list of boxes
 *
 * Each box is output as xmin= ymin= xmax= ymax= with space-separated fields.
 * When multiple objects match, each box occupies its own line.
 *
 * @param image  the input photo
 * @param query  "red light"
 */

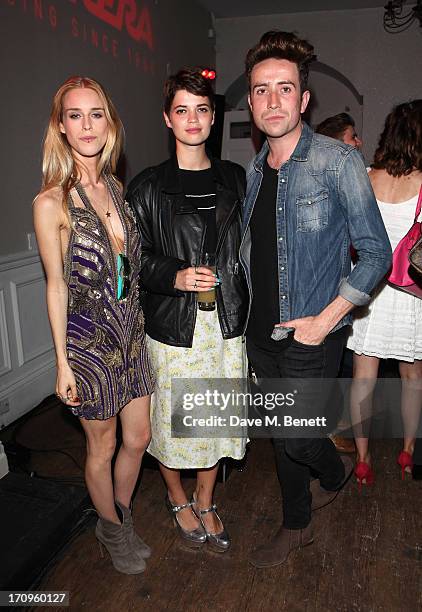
xmin=201 ymin=68 xmax=216 ymax=80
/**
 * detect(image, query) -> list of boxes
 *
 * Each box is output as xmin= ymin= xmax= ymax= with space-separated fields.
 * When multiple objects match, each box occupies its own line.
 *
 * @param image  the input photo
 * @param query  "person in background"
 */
xmin=126 ymin=68 xmax=248 ymax=553
xmin=316 ymin=112 xmax=362 ymax=149
xmin=315 ymin=112 xmax=363 ymax=455
xmin=347 ymin=100 xmax=422 ymax=489
xmin=33 ymin=76 xmax=155 ymax=575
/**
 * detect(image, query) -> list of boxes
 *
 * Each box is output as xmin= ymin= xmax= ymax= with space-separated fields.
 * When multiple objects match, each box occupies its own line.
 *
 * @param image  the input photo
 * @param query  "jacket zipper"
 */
xmin=215 ymin=201 xmax=238 ymax=257
xmin=239 ymin=170 xmax=263 ymax=334
xmin=215 ymin=201 xmax=239 ymax=337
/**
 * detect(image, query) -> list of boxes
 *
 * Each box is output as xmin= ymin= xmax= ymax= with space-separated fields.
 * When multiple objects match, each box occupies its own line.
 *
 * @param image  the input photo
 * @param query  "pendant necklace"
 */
xmin=105 ymin=191 xmax=111 ymax=218
xmin=103 ymin=184 xmax=123 ymax=254
xmin=86 ymin=179 xmax=123 ymax=254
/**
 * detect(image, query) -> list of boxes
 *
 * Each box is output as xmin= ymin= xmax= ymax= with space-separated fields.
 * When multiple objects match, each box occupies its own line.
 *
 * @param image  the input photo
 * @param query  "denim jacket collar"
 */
xmin=253 ymin=121 xmax=313 ymax=172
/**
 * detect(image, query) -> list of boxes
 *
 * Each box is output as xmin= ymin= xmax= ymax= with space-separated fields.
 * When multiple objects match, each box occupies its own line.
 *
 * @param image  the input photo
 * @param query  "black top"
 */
xmin=126 ymin=155 xmax=248 ymax=347
xmin=179 ymin=168 xmax=217 ymax=255
xmin=246 ymin=159 xmax=287 ymax=352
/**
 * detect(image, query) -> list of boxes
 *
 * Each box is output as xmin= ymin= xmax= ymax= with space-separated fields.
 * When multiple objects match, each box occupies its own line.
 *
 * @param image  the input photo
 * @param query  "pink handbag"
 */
xmin=387 ymin=185 xmax=422 ymax=298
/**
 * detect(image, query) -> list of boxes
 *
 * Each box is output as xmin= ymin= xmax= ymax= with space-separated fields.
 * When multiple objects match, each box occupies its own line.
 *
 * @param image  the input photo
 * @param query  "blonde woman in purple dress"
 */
xmin=33 ymin=76 xmax=154 ymax=573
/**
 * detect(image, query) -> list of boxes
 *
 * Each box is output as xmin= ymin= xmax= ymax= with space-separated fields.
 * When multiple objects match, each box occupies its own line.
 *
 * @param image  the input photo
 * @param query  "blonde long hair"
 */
xmin=41 ymin=76 xmax=124 ymax=210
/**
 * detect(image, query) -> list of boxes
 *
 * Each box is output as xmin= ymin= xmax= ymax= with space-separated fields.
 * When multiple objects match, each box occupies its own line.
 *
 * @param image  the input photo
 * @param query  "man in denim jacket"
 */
xmin=240 ymin=31 xmax=392 ymax=568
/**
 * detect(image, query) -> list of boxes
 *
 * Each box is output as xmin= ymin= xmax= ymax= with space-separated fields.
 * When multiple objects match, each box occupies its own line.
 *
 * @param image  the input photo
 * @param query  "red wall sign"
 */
xmin=7 ymin=0 xmax=155 ymax=75
xmin=82 ymin=0 xmax=153 ymax=49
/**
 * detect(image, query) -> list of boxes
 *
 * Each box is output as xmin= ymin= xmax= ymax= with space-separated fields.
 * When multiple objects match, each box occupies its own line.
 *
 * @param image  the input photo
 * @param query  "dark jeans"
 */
xmin=414 ymin=436 xmax=422 ymax=465
xmin=246 ymin=326 xmax=349 ymax=529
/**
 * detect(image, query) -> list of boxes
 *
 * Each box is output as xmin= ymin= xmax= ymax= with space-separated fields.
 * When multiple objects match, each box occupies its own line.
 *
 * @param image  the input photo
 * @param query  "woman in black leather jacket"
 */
xmin=126 ymin=68 xmax=248 ymax=553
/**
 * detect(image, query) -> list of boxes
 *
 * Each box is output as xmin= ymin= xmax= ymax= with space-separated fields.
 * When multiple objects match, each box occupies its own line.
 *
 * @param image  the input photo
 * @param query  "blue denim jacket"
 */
xmin=240 ymin=122 xmax=392 ymax=333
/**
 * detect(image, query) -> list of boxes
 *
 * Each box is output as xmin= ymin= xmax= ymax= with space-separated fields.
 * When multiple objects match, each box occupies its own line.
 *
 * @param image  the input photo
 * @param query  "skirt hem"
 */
xmin=146 ymin=446 xmax=247 ymax=470
xmin=347 ymin=347 xmax=421 ymax=363
xmin=71 ymin=381 xmax=155 ymax=420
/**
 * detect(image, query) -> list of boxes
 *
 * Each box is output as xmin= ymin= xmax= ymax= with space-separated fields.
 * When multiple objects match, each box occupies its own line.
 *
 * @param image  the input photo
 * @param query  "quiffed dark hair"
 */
xmin=163 ymin=67 xmax=215 ymax=115
xmin=315 ymin=113 xmax=355 ymax=139
xmin=372 ymin=99 xmax=422 ymax=176
xmin=245 ymin=30 xmax=315 ymax=92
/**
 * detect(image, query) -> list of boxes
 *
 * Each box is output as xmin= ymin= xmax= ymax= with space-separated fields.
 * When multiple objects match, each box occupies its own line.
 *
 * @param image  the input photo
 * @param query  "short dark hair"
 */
xmin=245 ymin=30 xmax=315 ymax=93
xmin=163 ymin=67 xmax=215 ymax=115
xmin=372 ymin=99 xmax=422 ymax=176
xmin=315 ymin=113 xmax=355 ymax=140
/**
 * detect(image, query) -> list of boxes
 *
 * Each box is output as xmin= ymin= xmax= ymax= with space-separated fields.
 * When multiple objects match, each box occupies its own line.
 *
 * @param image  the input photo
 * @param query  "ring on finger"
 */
xmin=193 ymin=281 xmax=198 ymax=289
xmin=195 ymin=266 xmax=198 ymax=274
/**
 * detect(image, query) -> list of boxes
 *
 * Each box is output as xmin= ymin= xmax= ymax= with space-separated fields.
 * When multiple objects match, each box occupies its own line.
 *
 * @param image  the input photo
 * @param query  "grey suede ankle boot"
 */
xmin=95 ymin=516 xmax=146 ymax=574
xmin=115 ymin=500 xmax=151 ymax=559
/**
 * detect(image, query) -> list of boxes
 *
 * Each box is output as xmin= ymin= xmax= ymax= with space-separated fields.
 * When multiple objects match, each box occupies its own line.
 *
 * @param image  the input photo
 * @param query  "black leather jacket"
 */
xmin=126 ymin=156 xmax=248 ymax=347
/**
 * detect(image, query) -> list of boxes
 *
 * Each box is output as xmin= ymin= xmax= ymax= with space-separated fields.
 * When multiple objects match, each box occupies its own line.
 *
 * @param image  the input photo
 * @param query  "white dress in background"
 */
xmin=347 ymin=192 xmax=422 ymax=362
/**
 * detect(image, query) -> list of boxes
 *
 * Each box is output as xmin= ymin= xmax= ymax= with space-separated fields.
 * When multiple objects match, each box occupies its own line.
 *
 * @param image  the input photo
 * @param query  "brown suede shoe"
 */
xmin=329 ymin=434 xmax=356 ymax=454
xmin=249 ymin=522 xmax=314 ymax=568
xmin=311 ymin=455 xmax=353 ymax=511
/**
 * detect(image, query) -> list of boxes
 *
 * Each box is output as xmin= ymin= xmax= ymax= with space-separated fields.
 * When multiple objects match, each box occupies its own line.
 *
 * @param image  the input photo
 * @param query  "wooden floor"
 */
xmin=3 ymin=398 xmax=421 ymax=612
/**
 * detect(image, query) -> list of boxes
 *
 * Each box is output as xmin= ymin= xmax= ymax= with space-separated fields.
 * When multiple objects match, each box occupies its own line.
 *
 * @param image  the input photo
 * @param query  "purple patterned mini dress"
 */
xmin=63 ymin=174 xmax=155 ymax=420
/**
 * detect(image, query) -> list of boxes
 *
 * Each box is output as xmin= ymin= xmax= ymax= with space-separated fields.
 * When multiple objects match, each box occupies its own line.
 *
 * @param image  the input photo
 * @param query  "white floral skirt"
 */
xmin=146 ymin=308 xmax=248 ymax=469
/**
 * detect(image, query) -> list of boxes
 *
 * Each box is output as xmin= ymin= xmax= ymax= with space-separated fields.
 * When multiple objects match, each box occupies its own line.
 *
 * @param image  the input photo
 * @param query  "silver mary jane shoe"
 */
xmin=165 ymin=495 xmax=206 ymax=549
xmin=191 ymin=495 xmax=231 ymax=553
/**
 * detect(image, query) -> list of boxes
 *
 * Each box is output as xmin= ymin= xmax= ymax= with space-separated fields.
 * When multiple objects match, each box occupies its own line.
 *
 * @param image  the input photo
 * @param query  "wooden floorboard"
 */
xmin=1 ymin=399 xmax=421 ymax=612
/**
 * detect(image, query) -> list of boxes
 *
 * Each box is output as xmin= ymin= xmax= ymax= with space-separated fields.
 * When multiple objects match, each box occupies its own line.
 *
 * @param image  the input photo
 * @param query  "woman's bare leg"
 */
xmin=80 ymin=416 xmax=119 ymax=523
xmin=350 ymin=353 xmax=380 ymax=464
xmin=159 ymin=464 xmax=200 ymax=531
xmin=195 ymin=463 xmax=222 ymax=533
xmin=114 ymin=395 xmax=151 ymax=507
xmin=398 ymin=360 xmax=422 ymax=465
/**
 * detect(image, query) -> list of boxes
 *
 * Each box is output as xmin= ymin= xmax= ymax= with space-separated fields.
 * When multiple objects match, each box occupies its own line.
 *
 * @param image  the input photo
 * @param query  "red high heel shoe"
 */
xmin=354 ymin=461 xmax=375 ymax=493
xmin=397 ymin=451 xmax=413 ymax=480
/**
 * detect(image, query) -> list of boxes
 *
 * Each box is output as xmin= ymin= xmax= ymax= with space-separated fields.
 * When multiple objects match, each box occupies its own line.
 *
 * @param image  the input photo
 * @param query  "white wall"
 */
xmin=0 ymin=248 xmax=56 ymax=428
xmin=215 ymin=7 xmax=422 ymax=161
xmin=0 ymin=442 xmax=9 ymax=478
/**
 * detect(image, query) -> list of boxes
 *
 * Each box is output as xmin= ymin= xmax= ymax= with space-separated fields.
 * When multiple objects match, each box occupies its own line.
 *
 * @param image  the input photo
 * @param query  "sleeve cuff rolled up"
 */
xmin=339 ymin=278 xmax=370 ymax=306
